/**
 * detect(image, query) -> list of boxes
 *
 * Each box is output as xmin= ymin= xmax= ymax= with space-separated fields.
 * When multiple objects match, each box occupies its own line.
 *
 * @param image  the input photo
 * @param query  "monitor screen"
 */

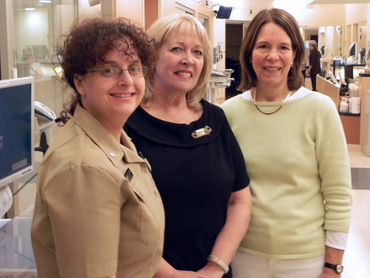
xmin=344 ymin=65 xmax=354 ymax=81
xmin=348 ymin=42 xmax=357 ymax=57
xmin=0 ymin=77 xmax=34 ymax=187
xmin=216 ymin=5 xmax=232 ymax=19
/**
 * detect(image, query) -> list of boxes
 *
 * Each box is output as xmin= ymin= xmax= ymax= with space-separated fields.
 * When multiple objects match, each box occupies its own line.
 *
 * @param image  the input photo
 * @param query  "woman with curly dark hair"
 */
xmin=31 ymin=17 xmax=164 ymax=278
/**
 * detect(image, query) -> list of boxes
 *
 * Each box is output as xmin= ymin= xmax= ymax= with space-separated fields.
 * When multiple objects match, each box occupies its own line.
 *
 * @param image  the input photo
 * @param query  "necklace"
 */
xmin=253 ymin=88 xmax=291 ymax=115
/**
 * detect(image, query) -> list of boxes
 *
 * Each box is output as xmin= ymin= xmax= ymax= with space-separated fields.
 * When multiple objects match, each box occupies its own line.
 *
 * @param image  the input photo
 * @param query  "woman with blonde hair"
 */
xmin=125 ymin=13 xmax=252 ymax=278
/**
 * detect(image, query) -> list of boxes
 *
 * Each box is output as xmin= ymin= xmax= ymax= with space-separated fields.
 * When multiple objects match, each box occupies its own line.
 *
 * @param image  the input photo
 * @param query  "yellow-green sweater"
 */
xmin=222 ymin=87 xmax=352 ymax=259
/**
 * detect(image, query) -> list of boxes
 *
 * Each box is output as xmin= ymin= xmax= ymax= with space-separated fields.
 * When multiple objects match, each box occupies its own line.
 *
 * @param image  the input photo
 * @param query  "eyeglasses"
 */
xmin=88 ymin=65 xmax=147 ymax=79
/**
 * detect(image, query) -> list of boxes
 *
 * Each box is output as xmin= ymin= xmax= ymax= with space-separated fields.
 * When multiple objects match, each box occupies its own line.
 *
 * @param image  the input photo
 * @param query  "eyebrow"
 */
xmin=173 ymin=42 xmax=203 ymax=48
xmin=103 ymin=59 xmax=142 ymax=65
xmin=256 ymin=40 xmax=292 ymax=46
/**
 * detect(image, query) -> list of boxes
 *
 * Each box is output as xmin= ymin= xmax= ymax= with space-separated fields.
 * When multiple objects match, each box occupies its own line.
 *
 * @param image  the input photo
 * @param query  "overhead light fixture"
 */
xmin=40 ymin=0 xmax=52 ymax=3
xmin=274 ymin=0 xmax=313 ymax=7
xmin=88 ymin=0 xmax=101 ymax=7
xmin=25 ymin=8 xmax=36 ymax=11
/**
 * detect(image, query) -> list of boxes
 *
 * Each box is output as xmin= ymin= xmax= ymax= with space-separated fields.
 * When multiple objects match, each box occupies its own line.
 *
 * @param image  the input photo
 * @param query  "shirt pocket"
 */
xmin=130 ymin=183 xmax=159 ymax=245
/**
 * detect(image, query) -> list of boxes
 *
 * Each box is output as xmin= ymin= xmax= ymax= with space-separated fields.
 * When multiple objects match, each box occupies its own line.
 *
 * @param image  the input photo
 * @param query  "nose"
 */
xmin=117 ymin=70 xmax=133 ymax=86
xmin=267 ymin=49 xmax=279 ymax=61
xmin=181 ymin=51 xmax=195 ymax=65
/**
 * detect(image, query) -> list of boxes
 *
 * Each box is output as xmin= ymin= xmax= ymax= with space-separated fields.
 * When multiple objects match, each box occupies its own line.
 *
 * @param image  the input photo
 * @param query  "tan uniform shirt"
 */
xmin=31 ymin=105 xmax=164 ymax=278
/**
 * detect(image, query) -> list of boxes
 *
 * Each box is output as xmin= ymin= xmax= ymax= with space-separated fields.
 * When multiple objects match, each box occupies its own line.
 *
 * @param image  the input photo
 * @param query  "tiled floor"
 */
xmin=342 ymin=145 xmax=370 ymax=278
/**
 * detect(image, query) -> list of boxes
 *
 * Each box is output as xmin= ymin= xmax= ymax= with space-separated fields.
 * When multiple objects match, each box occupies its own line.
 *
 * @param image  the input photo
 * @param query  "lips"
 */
xmin=263 ymin=67 xmax=281 ymax=72
xmin=176 ymin=71 xmax=192 ymax=77
xmin=110 ymin=93 xmax=134 ymax=98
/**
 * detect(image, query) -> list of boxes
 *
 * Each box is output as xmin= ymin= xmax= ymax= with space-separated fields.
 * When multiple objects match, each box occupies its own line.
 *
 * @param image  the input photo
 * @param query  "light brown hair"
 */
xmin=239 ymin=8 xmax=305 ymax=91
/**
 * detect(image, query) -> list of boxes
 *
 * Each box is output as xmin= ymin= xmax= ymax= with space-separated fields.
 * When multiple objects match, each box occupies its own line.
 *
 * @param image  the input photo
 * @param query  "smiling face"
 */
xmin=251 ymin=22 xmax=296 ymax=91
xmin=154 ymin=29 xmax=204 ymax=96
xmin=74 ymin=46 xmax=145 ymax=131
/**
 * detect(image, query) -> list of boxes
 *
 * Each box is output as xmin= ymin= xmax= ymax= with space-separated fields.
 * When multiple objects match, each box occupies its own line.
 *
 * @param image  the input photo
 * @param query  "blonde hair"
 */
xmin=143 ymin=13 xmax=212 ymax=110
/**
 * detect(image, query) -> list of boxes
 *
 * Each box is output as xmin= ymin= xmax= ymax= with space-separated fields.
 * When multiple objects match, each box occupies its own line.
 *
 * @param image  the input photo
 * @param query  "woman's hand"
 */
xmin=197 ymin=263 xmax=225 ymax=278
xmin=320 ymin=270 xmax=341 ymax=278
xmin=198 ymin=187 xmax=251 ymax=278
xmin=319 ymin=246 xmax=344 ymax=278
xmin=162 ymin=269 xmax=213 ymax=278
xmin=154 ymin=258 xmax=213 ymax=278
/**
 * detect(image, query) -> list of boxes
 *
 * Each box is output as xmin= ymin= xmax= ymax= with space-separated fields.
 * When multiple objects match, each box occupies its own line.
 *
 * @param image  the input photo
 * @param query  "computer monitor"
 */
xmin=216 ymin=6 xmax=232 ymax=19
xmin=344 ymin=65 xmax=354 ymax=81
xmin=348 ymin=42 xmax=358 ymax=58
xmin=321 ymin=45 xmax=325 ymax=55
xmin=0 ymin=77 xmax=34 ymax=187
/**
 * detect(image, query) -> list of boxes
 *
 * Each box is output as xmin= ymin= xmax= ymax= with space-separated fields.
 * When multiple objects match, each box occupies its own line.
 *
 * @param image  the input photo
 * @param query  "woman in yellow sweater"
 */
xmin=222 ymin=8 xmax=351 ymax=278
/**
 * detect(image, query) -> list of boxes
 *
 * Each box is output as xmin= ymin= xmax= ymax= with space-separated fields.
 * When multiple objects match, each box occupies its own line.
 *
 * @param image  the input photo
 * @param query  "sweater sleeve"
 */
xmin=223 ymin=112 xmax=250 ymax=192
xmin=315 ymin=96 xmax=352 ymax=233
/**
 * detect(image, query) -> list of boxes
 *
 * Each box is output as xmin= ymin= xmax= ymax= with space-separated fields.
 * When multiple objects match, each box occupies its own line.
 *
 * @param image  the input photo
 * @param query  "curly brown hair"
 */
xmin=59 ymin=17 xmax=156 ymax=123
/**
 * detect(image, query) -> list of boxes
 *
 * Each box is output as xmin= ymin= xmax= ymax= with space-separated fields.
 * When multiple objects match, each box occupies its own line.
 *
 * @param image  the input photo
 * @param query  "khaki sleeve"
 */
xmin=42 ymin=164 xmax=123 ymax=277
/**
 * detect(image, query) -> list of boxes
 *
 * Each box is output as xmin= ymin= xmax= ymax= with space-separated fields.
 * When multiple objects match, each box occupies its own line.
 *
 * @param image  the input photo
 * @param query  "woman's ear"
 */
xmin=74 ymin=74 xmax=86 ymax=96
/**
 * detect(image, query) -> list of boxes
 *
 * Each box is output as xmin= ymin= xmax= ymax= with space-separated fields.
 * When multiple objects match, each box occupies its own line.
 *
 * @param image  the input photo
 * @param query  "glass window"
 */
xmin=12 ymin=0 xmax=77 ymax=116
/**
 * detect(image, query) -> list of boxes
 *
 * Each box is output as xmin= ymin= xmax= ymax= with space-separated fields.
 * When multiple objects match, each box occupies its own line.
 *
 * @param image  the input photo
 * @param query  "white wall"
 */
xmin=226 ymin=0 xmax=274 ymax=21
xmin=213 ymin=18 xmax=226 ymax=71
xmin=345 ymin=4 xmax=369 ymax=25
xmin=13 ymin=9 xmax=49 ymax=60
xmin=345 ymin=4 xmax=370 ymax=52
xmin=278 ymin=4 xmax=346 ymax=27
xmin=78 ymin=0 xmax=100 ymax=17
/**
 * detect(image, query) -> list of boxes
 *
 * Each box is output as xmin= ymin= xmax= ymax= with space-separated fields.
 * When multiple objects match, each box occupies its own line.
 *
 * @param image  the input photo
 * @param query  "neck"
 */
xmin=254 ymin=84 xmax=290 ymax=102
xmin=81 ymin=102 xmax=126 ymax=143
xmin=154 ymin=79 xmax=190 ymax=105
xmin=104 ymin=123 xmax=124 ymax=143
xmin=150 ymin=90 xmax=188 ymax=109
xmin=142 ymin=95 xmax=200 ymax=124
xmin=96 ymin=117 xmax=127 ymax=143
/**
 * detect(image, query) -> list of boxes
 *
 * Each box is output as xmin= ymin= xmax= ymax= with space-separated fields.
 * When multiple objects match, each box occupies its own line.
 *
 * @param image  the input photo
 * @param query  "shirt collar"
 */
xmin=73 ymin=104 xmax=144 ymax=166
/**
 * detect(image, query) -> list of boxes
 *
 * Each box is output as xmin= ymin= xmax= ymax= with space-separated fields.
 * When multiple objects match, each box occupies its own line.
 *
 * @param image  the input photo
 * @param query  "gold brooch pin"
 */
xmin=191 ymin=125 xmax=212 ymax=139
